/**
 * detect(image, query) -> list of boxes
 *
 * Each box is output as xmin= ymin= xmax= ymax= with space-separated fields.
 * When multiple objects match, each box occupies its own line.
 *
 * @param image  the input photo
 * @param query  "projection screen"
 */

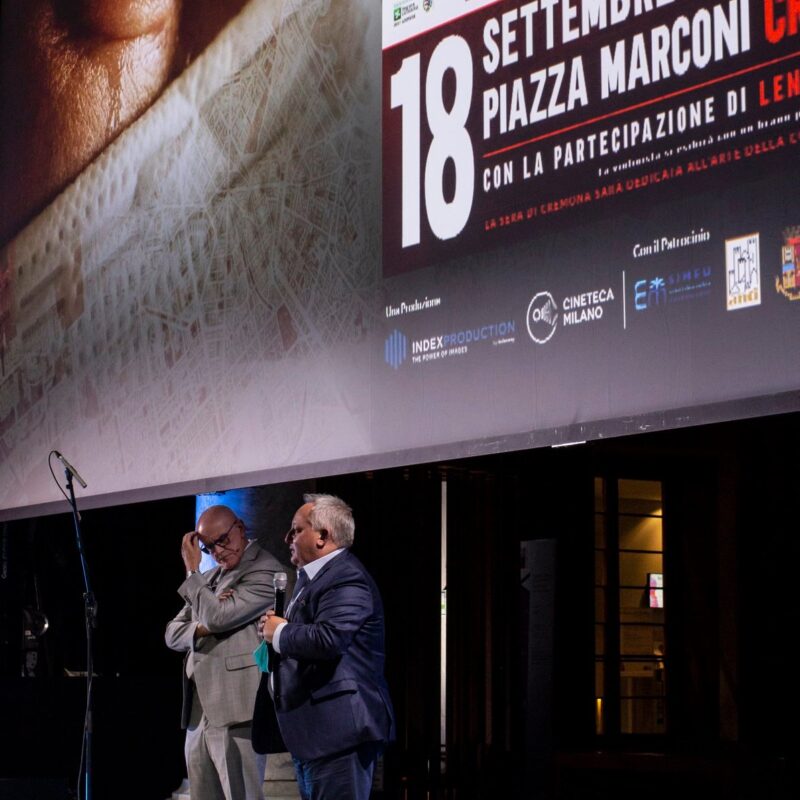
xmin=1 ymin=0 xmax=798 ymax=519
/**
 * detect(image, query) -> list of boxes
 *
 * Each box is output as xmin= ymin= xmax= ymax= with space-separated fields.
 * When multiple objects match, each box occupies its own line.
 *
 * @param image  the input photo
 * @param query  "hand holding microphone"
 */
xmin=273 ymin=572 xmax=287 ymax=616
xmin=259 ymin=572 xmax=288 ymax=643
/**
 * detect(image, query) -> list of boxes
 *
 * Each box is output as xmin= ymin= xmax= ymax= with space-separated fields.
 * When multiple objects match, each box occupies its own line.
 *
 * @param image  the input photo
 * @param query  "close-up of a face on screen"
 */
xmin=1 ymin=0 xmax=250 ymax=244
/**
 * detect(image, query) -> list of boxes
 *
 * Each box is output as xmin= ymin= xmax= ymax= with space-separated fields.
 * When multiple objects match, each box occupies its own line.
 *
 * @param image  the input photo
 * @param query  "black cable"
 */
xmin=47 ymin=451 xmax=73 ymax=506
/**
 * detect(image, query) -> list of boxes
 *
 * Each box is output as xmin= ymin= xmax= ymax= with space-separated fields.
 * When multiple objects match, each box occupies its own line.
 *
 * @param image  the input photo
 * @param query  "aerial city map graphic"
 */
xmin=1 ymin=0 xmax=382 ymax=513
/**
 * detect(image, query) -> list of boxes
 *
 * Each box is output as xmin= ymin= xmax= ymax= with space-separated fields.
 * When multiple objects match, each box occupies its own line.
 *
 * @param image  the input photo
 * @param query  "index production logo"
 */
xmin=526 ymin=292 xmax=558 ymax=344
xmin=384 ymin=329 xmax=408 ymax=369
xmin=725 ymin=233 xmax=761 ymax=310
xmin=384 ymin=319 xmax=515 ymax=368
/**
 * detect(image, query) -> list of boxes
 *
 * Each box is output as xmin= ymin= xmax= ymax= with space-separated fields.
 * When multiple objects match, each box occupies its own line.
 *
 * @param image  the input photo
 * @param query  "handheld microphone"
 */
xmin=274 ymin=572 xmax=287 ymax=616
xmin=54 ymin=451 xmax=88 ymax=488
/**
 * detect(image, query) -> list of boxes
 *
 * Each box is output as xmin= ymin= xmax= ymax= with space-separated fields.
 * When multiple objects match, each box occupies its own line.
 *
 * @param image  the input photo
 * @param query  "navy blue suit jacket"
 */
xmin=271 ymin=549 xmax=395 ymax=761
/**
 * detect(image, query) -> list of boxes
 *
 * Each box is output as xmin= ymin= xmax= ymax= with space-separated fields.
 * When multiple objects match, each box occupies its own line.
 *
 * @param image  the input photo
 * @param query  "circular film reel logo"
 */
xmin=526 ymin=291 xmax=558 ymax=344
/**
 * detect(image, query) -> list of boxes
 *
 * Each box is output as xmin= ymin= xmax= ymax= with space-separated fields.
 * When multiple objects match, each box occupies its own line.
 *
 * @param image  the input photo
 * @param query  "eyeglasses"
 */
xmin=199 ymin=519 xmax=240 ymax=554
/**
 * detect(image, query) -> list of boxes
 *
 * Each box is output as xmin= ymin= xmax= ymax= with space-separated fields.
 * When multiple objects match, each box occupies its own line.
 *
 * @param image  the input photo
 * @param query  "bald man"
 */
xmin=165 ymin=504 xmax=285 ymax=800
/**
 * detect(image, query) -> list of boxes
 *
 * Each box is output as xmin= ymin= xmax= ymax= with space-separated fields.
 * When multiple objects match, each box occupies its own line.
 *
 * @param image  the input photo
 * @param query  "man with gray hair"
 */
xmin=256 ymin=493 xmax=395 ymax=799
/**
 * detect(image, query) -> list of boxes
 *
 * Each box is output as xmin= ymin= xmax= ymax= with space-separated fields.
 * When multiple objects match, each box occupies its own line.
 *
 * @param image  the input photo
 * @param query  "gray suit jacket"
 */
xmin=165 ymin=542 xmax=285 ymax=728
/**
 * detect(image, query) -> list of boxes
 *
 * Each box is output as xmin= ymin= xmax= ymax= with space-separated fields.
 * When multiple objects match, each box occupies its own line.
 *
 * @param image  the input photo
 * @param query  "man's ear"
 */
xmin=317 ymin=528 xmax=329 ymax=547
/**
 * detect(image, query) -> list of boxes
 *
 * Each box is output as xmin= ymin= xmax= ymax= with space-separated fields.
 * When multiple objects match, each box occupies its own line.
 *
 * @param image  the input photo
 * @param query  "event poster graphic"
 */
xmin=382 ymin=0 xmax=799 ymax=275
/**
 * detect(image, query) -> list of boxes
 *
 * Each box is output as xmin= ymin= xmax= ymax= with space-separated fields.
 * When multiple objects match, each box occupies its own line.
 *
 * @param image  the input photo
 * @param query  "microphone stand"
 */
xmin=64 ymin=469 xmax=97 ymax=800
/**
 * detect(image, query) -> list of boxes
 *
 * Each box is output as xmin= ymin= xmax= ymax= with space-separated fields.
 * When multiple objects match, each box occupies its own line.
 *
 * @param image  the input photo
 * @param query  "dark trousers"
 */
xmin=292 ymin=741 xmax=382 ymax=800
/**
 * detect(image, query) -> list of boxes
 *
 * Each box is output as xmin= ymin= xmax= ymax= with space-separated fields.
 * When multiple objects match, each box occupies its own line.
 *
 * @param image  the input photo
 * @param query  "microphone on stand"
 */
xmin=273 ymin=572 xmax=287 ymax=616
xmin=54 ymin=451 xmax=88 ymax=488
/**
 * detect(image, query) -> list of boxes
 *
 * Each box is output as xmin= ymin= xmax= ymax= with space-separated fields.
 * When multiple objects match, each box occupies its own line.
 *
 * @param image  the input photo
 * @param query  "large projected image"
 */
xmin=0 ymin=0 xmax=797 ymax=520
